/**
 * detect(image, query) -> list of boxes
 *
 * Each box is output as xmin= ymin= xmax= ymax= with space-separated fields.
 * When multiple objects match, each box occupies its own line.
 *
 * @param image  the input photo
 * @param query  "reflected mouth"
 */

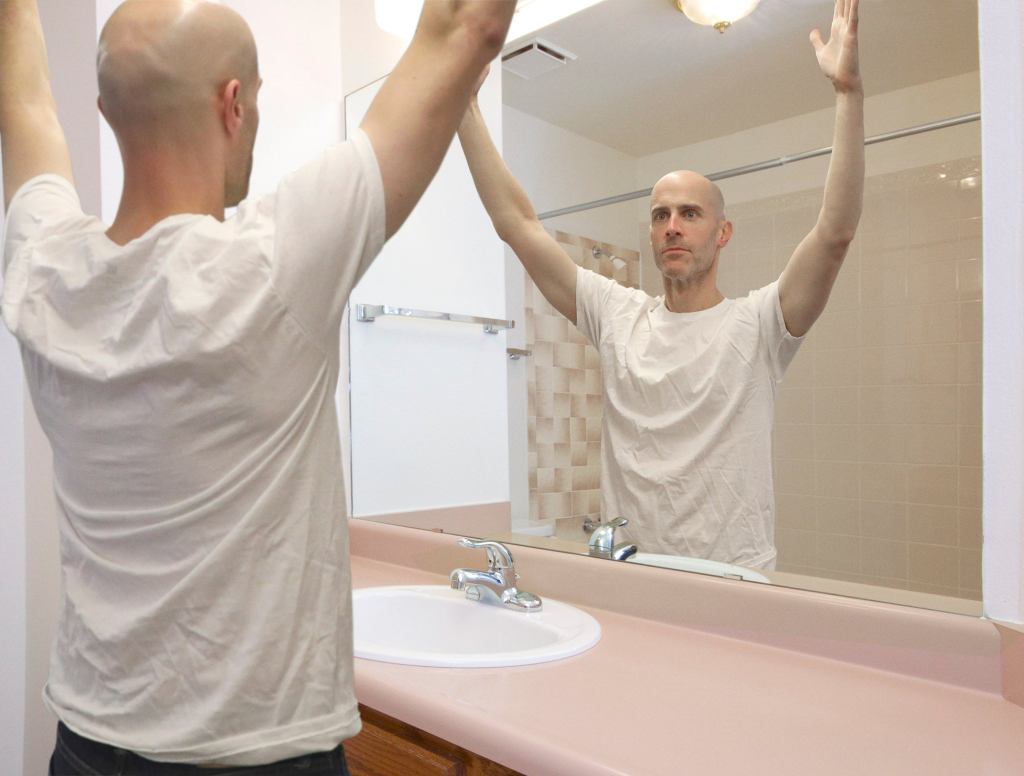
xmin=661 ymin=247 xmax=689 ymax=255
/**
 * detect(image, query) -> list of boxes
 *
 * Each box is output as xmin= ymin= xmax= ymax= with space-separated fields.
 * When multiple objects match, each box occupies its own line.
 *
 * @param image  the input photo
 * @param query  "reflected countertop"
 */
xmin=483 ymin=520 xmax=985 ymax=618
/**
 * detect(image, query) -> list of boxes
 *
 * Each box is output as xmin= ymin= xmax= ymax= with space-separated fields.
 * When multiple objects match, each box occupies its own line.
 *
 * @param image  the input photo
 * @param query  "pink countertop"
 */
xmin=350 ymin=522 xmax=1024 ymax=776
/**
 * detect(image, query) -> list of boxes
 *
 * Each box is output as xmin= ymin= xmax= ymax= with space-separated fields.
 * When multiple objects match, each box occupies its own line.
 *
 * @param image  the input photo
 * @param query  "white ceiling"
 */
xmin=503 ymin=0 xmax=979 ymax=157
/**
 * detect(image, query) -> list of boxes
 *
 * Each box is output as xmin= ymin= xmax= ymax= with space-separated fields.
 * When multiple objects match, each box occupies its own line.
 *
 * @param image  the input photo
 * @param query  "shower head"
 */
xmin=592 ymin=245 xmax=627 ymax=270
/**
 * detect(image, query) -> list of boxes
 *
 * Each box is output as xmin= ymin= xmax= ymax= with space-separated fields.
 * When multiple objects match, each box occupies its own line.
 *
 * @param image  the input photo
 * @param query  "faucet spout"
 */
xmin=611 ymin=542 xmax=638 ymax=561
xmin=450 ymin=538 xmax=543 ymax=611
xmin=449 ymin=568 xmax=504 ymax=591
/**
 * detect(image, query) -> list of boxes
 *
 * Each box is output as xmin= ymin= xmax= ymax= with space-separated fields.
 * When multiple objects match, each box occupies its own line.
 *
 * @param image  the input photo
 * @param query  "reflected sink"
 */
xmin=353 ymin=585 xmax=601 ymax=668
xmin=626 ymin=553 xmax=771 ymax=583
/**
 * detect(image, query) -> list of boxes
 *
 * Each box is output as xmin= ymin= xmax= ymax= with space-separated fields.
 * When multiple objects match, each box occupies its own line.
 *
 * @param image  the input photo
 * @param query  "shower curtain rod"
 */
xmin=536 ymin=112 xmax=981 ymax=221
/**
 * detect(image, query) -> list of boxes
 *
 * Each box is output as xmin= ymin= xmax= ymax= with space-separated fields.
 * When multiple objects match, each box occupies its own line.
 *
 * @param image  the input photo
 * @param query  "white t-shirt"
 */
xmin=575 ymin=267 xmax=804 ymax=569
xmin=1 ymin=130 xmax=385 ymax=765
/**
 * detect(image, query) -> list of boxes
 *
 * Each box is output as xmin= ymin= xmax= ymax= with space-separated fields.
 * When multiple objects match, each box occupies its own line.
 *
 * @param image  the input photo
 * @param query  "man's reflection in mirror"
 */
xmin=460 ymin=1 xmax=864 ymax=569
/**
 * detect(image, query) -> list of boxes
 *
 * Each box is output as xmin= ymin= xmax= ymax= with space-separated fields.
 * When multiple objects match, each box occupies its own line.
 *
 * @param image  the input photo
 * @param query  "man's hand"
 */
xmin=778 ymin=0 xmax=864 ymax=338
xmin=810 ymin=0 xmax=861 ymax=94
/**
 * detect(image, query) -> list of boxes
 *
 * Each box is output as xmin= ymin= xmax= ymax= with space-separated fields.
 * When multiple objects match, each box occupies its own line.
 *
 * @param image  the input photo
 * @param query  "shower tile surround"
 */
xmin=526 ymin=158 xmax=982 ymax=603
xmin=526 ymin=233 xmax=639 ymax=528
xmin=727 ymin=156 xmax=983 ymax=600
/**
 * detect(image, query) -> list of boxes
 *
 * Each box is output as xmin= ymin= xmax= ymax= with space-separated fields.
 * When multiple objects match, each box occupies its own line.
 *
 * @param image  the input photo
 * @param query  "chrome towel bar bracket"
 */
xmin=355 ymin=304 xmax=514 ymax=334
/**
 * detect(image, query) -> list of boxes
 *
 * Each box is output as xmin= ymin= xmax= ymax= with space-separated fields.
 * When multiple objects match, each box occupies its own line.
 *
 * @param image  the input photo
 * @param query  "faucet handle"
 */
xmin=588 ymin=517 xmax=629 ymax=555
xmin=583 ymin=516 xmax=627 ymax=534
xmin=457 ymin=538 xmax=515 ymax=571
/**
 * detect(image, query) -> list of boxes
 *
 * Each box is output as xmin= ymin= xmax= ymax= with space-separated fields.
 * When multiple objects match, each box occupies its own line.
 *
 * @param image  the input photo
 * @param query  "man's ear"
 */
xmin=221 ymin=78 xmax=244 ymax=138
xmin=718 ymin=219 xmax=734 ymax=248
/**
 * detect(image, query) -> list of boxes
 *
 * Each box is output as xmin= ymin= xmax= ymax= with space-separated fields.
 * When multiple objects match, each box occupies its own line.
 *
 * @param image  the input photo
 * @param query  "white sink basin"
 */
xmin=626 ymin=553 xmax=771 ymax=583
xmin=353 ymin=585 xmax=600 ymax=668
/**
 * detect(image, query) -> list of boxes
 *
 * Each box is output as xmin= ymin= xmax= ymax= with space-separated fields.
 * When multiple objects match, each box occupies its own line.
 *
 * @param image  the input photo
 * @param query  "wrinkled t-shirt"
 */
xmin=1 ymin=130 xmax=384 ymax=765
xmin=575 ymin=267 xmax=803 ymax=569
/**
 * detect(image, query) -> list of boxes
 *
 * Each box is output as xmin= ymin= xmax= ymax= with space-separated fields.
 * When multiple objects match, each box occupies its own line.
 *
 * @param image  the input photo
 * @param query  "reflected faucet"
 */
xmin=586 ymin=517 xmax=638 ymax=561
xmin=450 ymin=538 xmax=543 ymax=611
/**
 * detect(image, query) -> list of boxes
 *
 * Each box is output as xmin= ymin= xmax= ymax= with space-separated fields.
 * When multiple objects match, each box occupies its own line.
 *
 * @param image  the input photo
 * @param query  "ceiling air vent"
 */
xmin=501 ymin=38 xmax=577 ymax=80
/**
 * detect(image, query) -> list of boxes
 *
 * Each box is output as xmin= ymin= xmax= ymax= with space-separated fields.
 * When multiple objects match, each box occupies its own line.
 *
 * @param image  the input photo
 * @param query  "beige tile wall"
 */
xmin=526 ymin=232 xmax=639 ymax=527
xmin=722 ymin=156 xmax=983 ymax=600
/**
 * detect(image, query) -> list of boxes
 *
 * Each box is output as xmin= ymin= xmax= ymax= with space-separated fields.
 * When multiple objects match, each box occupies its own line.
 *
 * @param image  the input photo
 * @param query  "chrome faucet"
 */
xmin=449 ymin=538 xmax=542 ymax=611
xmin=586 ymin=517 xmax=638 ymax=561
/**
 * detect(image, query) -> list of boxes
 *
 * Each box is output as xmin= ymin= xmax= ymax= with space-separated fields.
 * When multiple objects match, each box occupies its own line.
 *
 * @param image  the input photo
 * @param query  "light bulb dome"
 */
xmin=675 ymin=0 xmax=761 ymax=31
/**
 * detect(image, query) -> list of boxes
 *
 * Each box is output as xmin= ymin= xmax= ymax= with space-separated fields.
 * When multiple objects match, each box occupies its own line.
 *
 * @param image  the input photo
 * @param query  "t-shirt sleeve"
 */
xmin=263 ymin=128 xmax=386 ymax=340
xmin=575 ymin=265 xmax=624 ymax=348
xmin=3 ymin=174 xmax=84 ymax=275
xmin=750 ymin=280 xmax=805 ymax=382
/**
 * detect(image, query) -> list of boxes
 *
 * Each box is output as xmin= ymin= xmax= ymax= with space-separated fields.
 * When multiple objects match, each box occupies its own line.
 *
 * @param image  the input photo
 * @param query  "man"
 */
xmin=459 ymin=0 xmax=863 ymax=570
xmin=0 ymin=0 xmax=514 ymax=771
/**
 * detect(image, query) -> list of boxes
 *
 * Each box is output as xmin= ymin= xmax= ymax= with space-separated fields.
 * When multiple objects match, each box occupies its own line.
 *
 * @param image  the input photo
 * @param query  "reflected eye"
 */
xmin=652 ymin=211 xmax=668 ymax=222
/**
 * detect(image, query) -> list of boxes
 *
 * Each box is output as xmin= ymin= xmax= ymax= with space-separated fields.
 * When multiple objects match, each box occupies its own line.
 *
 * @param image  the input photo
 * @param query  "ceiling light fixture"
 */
xmin=675 ymin=0 xmax=761 ymax=34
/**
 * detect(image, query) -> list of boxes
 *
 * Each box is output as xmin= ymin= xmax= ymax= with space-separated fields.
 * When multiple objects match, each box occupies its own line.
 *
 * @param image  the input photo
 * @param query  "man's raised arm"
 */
xmin=457 ymin=81 xmax=579 ymax=325
xmin=359 ymin=0 xmax=515 ymax=241
xmin=778 ymin=0 xmax=864 ymax=337
xmin=0 ymin=0 xmax=74 ymax=209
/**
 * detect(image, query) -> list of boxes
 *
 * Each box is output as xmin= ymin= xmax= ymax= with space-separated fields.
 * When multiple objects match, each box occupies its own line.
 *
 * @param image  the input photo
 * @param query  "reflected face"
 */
xmin=649 ymin=172 xmax=731 ymax=285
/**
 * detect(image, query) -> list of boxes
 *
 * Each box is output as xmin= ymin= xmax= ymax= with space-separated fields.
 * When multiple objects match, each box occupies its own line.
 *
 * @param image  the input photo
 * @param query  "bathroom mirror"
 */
xmin=353 ymin=0 xmax=984 ymax=616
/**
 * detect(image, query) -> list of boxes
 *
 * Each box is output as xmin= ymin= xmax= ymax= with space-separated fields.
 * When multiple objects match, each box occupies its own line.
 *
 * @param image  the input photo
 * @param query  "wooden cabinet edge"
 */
xmin=345 ymin=704 xmax=525 ymax=776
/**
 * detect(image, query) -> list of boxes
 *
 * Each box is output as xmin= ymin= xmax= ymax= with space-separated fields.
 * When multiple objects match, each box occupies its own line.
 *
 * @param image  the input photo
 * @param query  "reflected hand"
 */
xmin=810 ymin=0 xmax=861 ymax=94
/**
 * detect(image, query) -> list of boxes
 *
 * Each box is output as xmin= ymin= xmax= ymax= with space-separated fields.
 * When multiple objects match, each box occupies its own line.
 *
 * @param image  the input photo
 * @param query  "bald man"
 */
xmin=459 ymin=0 xmax=863 ymax=570
xmin=0 ymin=0 xmax=514 ymax=771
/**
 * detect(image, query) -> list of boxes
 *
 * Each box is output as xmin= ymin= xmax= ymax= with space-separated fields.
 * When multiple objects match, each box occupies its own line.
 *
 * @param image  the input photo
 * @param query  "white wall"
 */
xmin=346 ymin=72 xmax=513 ymax=516
xmin=979 ymin=1 xmax=1024 ymax=624
xmin=0 ymin=313 xmax=26 ymax=776
xmin=504 ymin=104 xmax=638 ymax=248
xmin=226 ymin=0 xmax=346 ymax=200
xmin=11 ymin=2 xmax=104 ymax=772
xmin=339 ymin=0 xmax=407 ymax=97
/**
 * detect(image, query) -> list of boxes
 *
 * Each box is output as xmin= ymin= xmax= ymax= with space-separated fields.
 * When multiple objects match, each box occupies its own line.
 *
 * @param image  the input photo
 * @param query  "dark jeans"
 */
xmin=49 ymin=722 xmax=351 ymax=776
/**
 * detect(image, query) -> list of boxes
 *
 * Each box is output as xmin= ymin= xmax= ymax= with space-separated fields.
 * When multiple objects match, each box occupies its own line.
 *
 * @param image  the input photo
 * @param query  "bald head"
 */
xmin=651 ymin=170 xmax=726 ymax=221
xmin=98 ymin=0 xmax=258 ymax=138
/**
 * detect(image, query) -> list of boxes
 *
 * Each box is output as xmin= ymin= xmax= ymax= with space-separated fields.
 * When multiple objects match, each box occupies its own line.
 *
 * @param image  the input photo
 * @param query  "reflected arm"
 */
xmin=359 ymin=0 xmax=515 ymax=241
xmin=458 ymin=97 xmax=578 ymax=324
xmin=0 ymin=0 xmax=74 ymax=209
xmin=779 ymin=0 xmax=864 ymax=337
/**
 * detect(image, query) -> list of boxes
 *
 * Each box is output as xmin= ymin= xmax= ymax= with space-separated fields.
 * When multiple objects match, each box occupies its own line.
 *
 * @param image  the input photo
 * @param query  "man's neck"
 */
xmin=662 ymin=276 xmax=725 ymax=314
xmin=106 ymin=152 xmax=226 ymax=246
